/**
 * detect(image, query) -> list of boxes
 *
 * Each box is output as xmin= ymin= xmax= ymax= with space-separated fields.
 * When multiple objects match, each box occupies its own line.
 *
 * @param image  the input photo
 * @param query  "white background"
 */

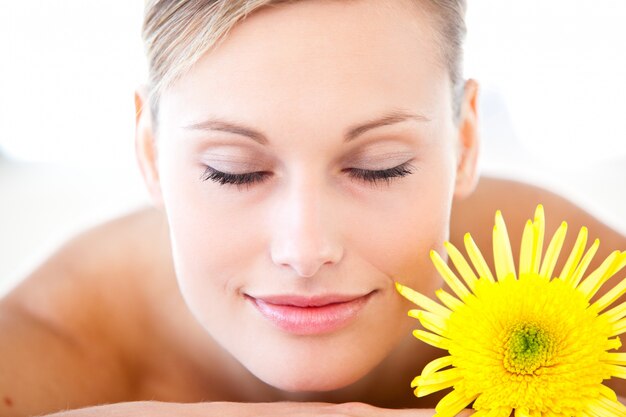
xmin=1 ymin=1 xmax=625 ymax=295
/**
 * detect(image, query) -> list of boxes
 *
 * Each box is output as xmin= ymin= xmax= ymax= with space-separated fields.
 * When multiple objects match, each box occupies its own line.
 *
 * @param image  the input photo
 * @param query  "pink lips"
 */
xmin=247 ymin=292 xmax=374 ymax=335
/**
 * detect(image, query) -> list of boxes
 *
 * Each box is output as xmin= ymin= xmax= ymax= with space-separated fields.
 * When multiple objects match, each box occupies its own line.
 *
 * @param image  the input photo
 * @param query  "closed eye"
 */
xmin=200 ymin=161 xmax=416 ymax=189
xmin=344 ymin=162 xmax=416 ymax=186
xmin=200 ymin=166 xmax=271 ymax=188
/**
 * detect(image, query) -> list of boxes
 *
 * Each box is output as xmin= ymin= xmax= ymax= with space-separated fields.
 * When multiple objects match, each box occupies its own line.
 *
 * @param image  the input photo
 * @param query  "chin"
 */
xmin=239 ymin=338 xmax=385 ymax=393
xmin=256 ymin=363 xmax=369 ymax=393
xmin=228 ymin=298 xmax=410 ymax=393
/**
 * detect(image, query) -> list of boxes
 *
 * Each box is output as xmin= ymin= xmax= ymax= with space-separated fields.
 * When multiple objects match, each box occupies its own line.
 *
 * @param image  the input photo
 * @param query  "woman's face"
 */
xmin=141 ymin=0 xmax=477 ymax=392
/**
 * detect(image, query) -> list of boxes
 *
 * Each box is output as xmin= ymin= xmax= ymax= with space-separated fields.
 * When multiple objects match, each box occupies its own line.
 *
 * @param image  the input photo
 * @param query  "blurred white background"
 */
xmin=0 ymin=0 xmax=625 ymax=296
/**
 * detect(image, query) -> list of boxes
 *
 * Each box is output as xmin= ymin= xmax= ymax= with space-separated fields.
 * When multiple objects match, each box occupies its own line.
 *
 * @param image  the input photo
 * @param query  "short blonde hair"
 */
xmin=142 ymin=0 xmax=467 ymax=120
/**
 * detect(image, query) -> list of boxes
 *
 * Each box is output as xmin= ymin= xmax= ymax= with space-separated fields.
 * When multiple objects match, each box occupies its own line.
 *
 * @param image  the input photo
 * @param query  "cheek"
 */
xmin=344 ymin=144 xmax=456 ymax=295
xmin=156 ymin=149 xmax=259 ymax=323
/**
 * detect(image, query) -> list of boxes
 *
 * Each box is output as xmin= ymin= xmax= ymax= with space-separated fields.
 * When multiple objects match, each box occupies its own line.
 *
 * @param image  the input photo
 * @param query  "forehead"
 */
xmin=160 ymin=0 xmax=450 ymax=130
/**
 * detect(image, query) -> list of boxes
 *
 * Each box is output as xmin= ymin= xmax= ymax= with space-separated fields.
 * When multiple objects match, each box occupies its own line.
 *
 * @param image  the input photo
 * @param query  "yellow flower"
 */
xmin=396 ymin=204 xmax=626 ymax=417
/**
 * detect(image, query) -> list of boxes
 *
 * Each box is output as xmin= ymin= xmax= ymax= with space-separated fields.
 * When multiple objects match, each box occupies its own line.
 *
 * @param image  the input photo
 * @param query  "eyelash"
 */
xmin=200 ymin=162 xmax=416 ymax=189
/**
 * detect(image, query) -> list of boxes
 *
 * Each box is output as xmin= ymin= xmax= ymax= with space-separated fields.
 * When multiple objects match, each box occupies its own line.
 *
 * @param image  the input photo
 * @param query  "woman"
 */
xmin=1 ymin=0 xmax=624 ymax=416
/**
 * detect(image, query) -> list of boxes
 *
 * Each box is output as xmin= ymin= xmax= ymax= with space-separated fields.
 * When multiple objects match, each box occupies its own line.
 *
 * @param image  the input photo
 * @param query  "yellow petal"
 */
xmin=421 ymin=355 xmax=455 ymax=377
xmin=415 ymin=369 xmax=463 ymax=397
xmin=395 ymin=282 xmax=451 ymax=318
xmin=565 ymin=238 xmax=600 ymax=288
xmin=603 ymin=300 xmax=626 ymax=322
xmin=519 ymin=219 xmax=535 ymax=276
xmin=587 ymin=396 xmax=626 ymax=416
xmin=410 ymin=374 xmax=420 ymax=388
xmin=409 ymin=310 xmax=447 ymax=336
xmin=578 ymin=250 xmax=622 ymax=300
xmin=418 ymin=368 xmax=463 ymax=387
xmin=617 ymin=252 xmax=626 ymax=271
xmin=593 ymin=276 xmax=626 ymax=313
xmin=610 ymin=318 xmax=626 ymax=337
xmin=412 ymin=329 xmax=451 ymax=350
xmin=603 ymin=352 xmax=626 ymax=367
xmin=599 ymin=396 xmax=626 ymax=414
xmin=531 ymin=204 xmax=545 ymax=274
xmin=493 ymin=210 xmax=517 ymax=281
xmin=444 ymin=241 xmax=478 ymax=291
xmin=435 ymin=390 xmax=477 ymax=417
xmin=607 ymin=337 xmax=622 ymax=350
xmin=606 ymin=364 xmax=626 ymax=379
xmin=436 ymin=289 xmax=465 ymax=311
xmin=538 ymin=221 xmax=567 ymax=279
xmin=414 ymin=380 xmax=457 ymax=398
xmin=559 ymin=226 xmax=588 ymax=283
xmin=464 ymin=232 xmax=495 ymax=283
xmin=431 ymin=250 xmax=471 ymax=301
xmin=599 ymin=383 xmax=618 ymax=401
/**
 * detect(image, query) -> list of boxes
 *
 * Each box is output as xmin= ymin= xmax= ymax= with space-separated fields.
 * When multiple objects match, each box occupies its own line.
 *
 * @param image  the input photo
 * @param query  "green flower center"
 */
xmin=503 ymin=322 xmax=555 ymax=375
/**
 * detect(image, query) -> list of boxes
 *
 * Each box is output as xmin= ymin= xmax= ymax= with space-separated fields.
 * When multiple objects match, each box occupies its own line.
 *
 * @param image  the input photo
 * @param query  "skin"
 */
xmin=0 ymin=0 xmax=625 ymax=416
xmin=2 ymin=181 xmax=625 ymax=417
xmin=144 ymin=0 xmax=475 ymax=396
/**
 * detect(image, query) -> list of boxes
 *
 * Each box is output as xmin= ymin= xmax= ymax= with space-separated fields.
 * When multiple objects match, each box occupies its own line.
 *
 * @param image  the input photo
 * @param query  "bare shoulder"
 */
xmin=3 ymin=205 xmax=172 ymax=342
xmin=0 ymin=206 xmax=174 ymax=415
xmin=451 ymin=175 xmax=626 ymax=266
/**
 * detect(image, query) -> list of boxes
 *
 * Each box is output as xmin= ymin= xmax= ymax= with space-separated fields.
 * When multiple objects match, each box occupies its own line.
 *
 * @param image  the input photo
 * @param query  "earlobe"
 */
xmin=134 ymin=87 xmax=164 ymax=208
xmin=453 ymin=79 xmax=481 ymax=201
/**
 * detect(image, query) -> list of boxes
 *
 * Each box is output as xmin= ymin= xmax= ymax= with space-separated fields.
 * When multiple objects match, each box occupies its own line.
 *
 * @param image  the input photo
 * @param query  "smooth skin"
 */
xmin=1 ymin=180 xmax=625 ymax=417
xmin=1 ymin=0 xmax=626 ymax=416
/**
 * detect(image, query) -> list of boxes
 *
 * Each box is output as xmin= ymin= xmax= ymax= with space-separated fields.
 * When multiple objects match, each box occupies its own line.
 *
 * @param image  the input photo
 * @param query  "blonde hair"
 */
xmin=142 ymin=0 xmax=467 ymax=121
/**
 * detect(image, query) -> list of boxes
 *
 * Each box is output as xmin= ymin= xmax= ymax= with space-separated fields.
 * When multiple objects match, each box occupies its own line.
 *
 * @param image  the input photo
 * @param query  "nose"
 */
xmin=269 ymin=175 xmax=343 ymax=278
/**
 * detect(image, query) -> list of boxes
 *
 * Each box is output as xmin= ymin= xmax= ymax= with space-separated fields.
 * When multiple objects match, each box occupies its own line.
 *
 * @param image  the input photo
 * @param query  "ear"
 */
xmin=134 ymin=87 xmax=164 ymax=208
xmin=453 ymin=78 xmax=480 ymax=200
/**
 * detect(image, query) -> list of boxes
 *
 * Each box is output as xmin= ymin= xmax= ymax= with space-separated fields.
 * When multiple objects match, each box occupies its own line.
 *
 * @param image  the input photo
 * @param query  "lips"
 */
xmin=247 ymin=291 xmax=375 ymax=335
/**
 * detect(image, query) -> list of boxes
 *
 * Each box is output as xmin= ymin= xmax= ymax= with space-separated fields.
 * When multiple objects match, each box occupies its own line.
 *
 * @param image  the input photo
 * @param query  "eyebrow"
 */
xmin=183 ymin=109 xmax=431 ymax=145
